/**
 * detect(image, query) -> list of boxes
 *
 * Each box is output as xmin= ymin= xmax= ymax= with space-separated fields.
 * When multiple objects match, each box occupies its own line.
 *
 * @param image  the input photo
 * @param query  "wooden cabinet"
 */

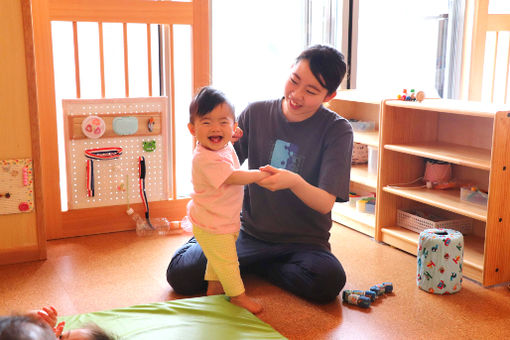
xmin=376 ymin=99 xmax=510 ymax=286
xmin=327 ymin=91 xmax=382 ymax=238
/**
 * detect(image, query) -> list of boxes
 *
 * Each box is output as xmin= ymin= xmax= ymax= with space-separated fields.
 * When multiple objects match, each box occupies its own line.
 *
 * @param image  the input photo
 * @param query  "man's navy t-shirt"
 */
xmin=234 ymin=98 xmax=353 ymax=250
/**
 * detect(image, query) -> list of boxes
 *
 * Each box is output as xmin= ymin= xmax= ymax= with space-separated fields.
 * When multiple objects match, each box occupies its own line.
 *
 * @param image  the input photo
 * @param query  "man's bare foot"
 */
xmin=207 ymin=280 xmax=224 ymax=296
xmin=230 ymin=293 xmax=263 ymax=314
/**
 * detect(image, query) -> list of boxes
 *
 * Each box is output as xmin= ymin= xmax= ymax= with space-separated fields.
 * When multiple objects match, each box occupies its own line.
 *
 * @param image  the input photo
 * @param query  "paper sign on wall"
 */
xmin=0 ymin=158 xmax=34 ymax=215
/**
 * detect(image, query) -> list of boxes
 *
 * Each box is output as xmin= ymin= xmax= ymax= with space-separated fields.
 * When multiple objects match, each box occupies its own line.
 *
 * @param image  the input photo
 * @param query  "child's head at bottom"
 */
xmin=0 ymin=316 xmax=116 ymax=340
xmin=0 ymin=315 xmax=55 ymax=340
xmin=60 ymin=324 xmax=116 ymax=340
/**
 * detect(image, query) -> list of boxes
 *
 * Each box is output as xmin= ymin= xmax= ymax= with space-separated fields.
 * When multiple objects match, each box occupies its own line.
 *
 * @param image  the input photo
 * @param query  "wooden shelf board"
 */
xmin=380 ymin=225 xmax=419 ymax=254
xmin=385 ymin=99 xmax=501 ymax=117
xmin=354 ymin=131 xmax=379 ymax=147
xmin=383 ymin=186 xmax=487 ymax=221
xmin=333 ymin=90 xmax=384 ymax=105
xmin=384 ymin=142 xmax=491 ymax=170
xmin=380 ymin=226 xmax=484 ymax=283
xmin=332 ymin=203 xmax=375 ymax=237
xmin=350 ymin=164 xmax=377 ymax=189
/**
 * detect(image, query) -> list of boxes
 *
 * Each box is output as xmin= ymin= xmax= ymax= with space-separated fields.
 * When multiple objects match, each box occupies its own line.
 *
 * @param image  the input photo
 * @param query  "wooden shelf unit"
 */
xmin=376 ymin=99 xmax=510 ymax=286
xmin=327 ymin=91 xmax=381 ymax=237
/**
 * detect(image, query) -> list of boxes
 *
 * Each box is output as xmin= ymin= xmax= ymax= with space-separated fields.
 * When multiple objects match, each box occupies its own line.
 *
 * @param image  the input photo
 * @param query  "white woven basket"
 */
xmin=397 ymin=209 xmax=472 ymax=235
xmin=352 ymin=142 xmax=368 ymax=164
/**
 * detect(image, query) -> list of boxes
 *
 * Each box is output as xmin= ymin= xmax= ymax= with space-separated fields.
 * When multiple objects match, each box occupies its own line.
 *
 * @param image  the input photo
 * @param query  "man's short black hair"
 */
xmin=189 ymin=86 xmax=235 ymax=124
xmin=296 ymin=45 xmax=347 ymax=95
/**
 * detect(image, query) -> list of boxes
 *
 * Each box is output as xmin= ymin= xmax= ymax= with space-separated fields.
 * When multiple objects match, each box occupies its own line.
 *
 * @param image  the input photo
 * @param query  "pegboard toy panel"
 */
xmin=0 ymin=159 xmax=34 ymax=215
xmin=63 ymin=97 xmax=170 ymax=210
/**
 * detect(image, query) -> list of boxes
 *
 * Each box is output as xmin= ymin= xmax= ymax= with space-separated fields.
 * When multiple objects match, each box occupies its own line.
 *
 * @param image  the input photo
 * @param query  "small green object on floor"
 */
xmin=58 ymin=295 xmax=286 ymax=340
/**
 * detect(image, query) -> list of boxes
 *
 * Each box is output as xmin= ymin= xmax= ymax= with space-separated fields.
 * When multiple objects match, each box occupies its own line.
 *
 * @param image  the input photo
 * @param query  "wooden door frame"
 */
xmin=24 ymin=0 xmax=209 ymax=240
xmin=462 ymin=0 xmax=510 ymax=102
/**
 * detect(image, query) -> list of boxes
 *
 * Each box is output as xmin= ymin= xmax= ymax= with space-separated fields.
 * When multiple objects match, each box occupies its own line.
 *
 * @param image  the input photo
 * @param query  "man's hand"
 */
xmin=258 ymin=165 xmax=335 ymax=214
xmin=258 ymin=165 xmax=299 ymax=191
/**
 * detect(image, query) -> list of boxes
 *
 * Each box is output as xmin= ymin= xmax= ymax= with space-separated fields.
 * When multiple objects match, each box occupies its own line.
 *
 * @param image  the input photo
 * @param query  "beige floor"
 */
xmin=1 ymin=223 xmax=510 ymax=339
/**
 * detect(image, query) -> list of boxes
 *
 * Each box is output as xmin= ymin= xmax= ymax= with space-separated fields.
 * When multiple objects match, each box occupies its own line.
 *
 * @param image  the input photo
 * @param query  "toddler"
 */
xmin=186 ymin=87 xmax=269 ymax=314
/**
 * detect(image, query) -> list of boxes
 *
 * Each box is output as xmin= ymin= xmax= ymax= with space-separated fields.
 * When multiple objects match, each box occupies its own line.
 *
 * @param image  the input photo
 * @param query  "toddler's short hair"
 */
xmin=83 ymin=323 xmax=117 ymax=340
xmin=296 ymin=45 xmax=347 ymax=95
xmin=189 ymin=86 xmax=234 ymax=124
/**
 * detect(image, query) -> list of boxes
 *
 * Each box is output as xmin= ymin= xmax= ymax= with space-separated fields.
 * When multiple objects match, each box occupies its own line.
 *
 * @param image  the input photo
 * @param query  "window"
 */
xmin=211 ymin=0 xmax=344 ymax=114
xmin=211 ymin=0 xmax=305 ymax=113
xmin=212 ymin=0 xmax=463 ymax=109
xmin=465 ymin=0 xmax=510 ymax=103
xmin=354 ymin=0 xmax=456 ymax=98
xmin=480 ymin=0 xmax=510 ymax=103
xmin=29 ymin=0 xmax=210 ymax=238
xmin=488 ymin=0 xmax=510 ymax=14
xmin=51 ymin=21 xmax=195 ymax=209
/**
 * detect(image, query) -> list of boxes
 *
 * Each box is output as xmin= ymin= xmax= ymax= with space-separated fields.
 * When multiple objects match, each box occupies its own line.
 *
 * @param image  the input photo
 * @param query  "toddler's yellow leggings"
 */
xmin=193 ymin=225 xmax=245 ymax=297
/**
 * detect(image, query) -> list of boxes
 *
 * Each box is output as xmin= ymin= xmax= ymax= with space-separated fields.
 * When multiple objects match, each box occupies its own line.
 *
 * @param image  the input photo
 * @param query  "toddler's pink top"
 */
xmin=187 ymin=142 xmax=243 ymax=234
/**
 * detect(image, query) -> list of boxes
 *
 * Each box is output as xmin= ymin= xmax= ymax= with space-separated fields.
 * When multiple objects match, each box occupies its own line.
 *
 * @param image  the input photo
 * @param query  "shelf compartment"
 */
xmin=384 ymin=142 xmax=491 ymax=171
xmin=354 ymin=131 xmax=379 ymax=148
xmin=383 ymin=186 xmax=487 ymax=222
xmin=380 ymin=226 xmax=484 ymax=283
xmin=350 ymin=164 xmax=377 ymax=189
xmin=332 ymin=202 xmax=375 ymax=237
xmin=385 ymin=99 xmax=499 ymax=118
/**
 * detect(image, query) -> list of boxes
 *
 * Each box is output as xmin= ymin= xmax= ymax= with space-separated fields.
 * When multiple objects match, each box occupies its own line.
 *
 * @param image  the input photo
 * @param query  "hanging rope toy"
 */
xmin=84 ymin=147 xmax=123 ymax=160
xmin=138 ymin=156 xmax=154 ymax=229
xmin=85 ymin=158 xmax=94 ymax=197
xmin=84 ymin=147 xmax=123 ymax=197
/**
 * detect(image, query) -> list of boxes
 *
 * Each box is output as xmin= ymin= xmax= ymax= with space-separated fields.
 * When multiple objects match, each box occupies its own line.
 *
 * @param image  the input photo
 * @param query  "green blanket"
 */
xmin=59 ymin=295 xmax=286 ymax=339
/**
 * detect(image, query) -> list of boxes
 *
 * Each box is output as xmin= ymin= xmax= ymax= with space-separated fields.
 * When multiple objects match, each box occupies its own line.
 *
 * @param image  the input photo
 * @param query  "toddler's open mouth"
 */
xmin=208 ymin=136 xmax=223 ymax=143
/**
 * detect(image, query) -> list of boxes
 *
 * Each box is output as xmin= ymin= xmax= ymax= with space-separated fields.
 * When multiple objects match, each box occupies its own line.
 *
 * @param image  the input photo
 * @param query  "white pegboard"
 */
xmin=63 ymin=97 xmax=169 ymax=210
xmin=64 ymin=99 xmax=165 ymax=116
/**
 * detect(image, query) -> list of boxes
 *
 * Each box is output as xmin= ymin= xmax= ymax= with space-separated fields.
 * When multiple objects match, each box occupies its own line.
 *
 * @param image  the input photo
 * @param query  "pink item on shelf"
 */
xmin=424 ymin=161 xmax=452 ymax=183
xmin=351 ymin=142 xmax=368 ymax=164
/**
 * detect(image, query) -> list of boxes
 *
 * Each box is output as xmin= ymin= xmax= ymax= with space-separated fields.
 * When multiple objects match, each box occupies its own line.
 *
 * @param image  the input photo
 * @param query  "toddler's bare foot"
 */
xmin=230 ymin=293 xmax=263 ymax=314
xmin=207 ymin=280 xmax=224 ymax=296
